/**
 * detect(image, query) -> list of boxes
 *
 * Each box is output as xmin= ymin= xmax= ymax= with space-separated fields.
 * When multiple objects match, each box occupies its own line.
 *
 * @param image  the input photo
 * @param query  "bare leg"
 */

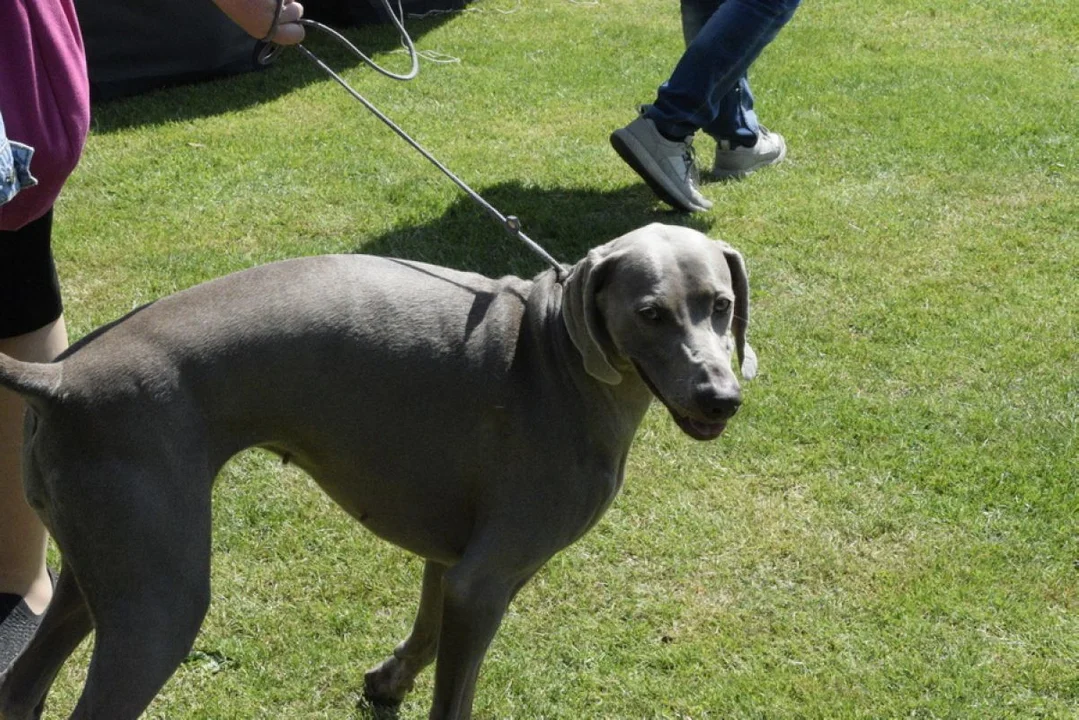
xmin=365 ymin=560 xmax=446 ymax=705
xmin=0 ymin=567 xmax=92 ymax=720
xmin=0 ymin=318 xmax=68 ymax=614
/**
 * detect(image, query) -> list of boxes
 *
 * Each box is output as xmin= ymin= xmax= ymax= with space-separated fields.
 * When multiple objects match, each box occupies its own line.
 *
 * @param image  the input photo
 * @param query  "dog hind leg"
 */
xmin=59 ymin=465 xmax=214 ymax=720
xmin=364 ymin=560 xmax=446 ymax=705
xmin=0 ymin=568 xmax=92 ymax=720
xmin=71 ymin=548 xmax=211 ymax=718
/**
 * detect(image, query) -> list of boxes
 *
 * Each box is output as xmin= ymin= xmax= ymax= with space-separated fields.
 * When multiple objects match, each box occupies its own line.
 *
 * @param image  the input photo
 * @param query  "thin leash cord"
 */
xmin=262 ymin=5 xmax=569 ymax=280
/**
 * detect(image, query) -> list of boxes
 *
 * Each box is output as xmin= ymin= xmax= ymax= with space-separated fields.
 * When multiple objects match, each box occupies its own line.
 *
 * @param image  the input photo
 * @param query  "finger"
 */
xmin=280 ymin=1 xmax=304 ymax=23
xmin=272 ymin=22 xmax=306 ymax=45
xmin=272 ymin=2 xmax=305 ymax=44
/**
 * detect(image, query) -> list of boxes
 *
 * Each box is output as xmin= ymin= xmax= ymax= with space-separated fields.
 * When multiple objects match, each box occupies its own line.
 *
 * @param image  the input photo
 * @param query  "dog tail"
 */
xmin=0 ymin=352 xmax=63 ymax=406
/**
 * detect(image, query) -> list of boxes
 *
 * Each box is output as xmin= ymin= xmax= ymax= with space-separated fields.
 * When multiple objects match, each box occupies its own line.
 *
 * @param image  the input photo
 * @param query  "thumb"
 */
xmin=270 ymin=1 xmax=306 ymax=45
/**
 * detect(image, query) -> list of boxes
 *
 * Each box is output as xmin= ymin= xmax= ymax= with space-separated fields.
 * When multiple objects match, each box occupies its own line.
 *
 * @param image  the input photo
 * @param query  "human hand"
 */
xmin=211 ymin=0 xmax=306 ymax=45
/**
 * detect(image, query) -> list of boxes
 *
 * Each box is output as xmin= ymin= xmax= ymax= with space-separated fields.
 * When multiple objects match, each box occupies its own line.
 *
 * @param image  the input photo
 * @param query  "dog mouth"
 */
xmin=631 ymin=361 xmax=728 ymax=441
xmin=674 ymin=415 xmax=727 ymax=441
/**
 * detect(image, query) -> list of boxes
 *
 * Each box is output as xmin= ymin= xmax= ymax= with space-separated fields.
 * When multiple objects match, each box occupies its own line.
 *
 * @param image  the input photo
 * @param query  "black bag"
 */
xmin=304 ymin=0 xmax=469 ymax=25
xmin=75 ymin=0 xmax=261 ymax=101
xmin=75 ymin=0 xmax=471 ymax=101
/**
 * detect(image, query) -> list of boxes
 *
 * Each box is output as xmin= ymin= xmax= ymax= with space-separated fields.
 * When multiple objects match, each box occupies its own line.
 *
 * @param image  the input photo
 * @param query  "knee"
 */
xmin=395 ymin=632 xmax=438 ymax=663
xmin=745 ymin=0 xmax=802 ymax=18
xmin=441 ymin=568 xmax=514 ymax=615
xmin=773 ymin=0 xmax=803 ymax=17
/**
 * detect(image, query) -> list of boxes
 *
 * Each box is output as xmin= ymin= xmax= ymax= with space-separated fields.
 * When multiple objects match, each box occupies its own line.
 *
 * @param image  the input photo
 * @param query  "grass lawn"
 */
xmin=41 ymin=0 xmax=1076 ymax=717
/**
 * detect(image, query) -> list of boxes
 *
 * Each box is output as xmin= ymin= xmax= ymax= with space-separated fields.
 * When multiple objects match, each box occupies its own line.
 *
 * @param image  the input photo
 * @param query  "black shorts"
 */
xmin=0 ymin=209 xmax=64 ymax=339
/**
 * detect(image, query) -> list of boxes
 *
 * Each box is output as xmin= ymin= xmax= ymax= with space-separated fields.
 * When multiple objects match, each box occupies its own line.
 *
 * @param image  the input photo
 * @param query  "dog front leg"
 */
xmin=427 ymin=561 xmax=525 ymax=720
xmin=364 ymin=560 xmax=446 ymax=705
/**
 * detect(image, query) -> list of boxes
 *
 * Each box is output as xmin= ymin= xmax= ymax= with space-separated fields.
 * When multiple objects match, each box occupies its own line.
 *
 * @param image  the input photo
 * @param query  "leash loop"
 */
xmin=256 ymin=0 xmax=568 ymax=280
xmin=260 ymin=0 xmax=285 ymax=43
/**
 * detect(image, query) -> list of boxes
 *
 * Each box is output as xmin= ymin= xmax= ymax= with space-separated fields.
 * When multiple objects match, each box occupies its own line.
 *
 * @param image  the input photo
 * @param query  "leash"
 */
xmin=258 ymin=1 xmax=569 ymax=281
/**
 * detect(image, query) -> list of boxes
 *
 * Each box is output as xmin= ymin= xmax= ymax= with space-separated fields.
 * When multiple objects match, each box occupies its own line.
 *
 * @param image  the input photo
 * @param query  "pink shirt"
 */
xmin=0 ymin=0 xmax=90 ymax=231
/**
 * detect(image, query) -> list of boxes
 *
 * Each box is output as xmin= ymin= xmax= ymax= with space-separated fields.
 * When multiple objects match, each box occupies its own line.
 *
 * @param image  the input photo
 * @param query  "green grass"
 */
xmin=42 ymin=0 xmax=1076 ymax=716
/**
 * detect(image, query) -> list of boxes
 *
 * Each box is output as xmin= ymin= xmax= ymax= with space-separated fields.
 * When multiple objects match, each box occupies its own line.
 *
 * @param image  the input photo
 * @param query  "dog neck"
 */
xmin=527 ymin=269 xmax=654 ymax=454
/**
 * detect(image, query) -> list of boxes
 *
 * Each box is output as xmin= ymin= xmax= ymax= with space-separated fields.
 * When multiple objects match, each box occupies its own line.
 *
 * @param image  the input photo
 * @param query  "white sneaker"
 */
xmin=610 ymin=112 xmax=712 ymax=213
xmin=712 ymin=127 xmax=787 ymax=180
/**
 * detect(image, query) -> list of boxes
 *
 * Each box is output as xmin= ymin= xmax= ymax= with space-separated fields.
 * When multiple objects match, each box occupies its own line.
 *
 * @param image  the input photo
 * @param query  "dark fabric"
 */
xmin=73 ymin=0 xmax=474 ymax=101
xmin=0 ymin=208 xmax=63 ymax=338
xmin=73 ymin=0 xmax=262 ymax=101
xmin=73 ymin=0 xmax=473 ymax=102
xmin=304 ymin=0 xmax=469 ymax=25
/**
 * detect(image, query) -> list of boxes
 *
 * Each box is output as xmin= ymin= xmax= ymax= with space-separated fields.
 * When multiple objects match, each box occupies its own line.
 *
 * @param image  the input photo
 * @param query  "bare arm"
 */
xmin=210 ymin=0 xmax=306 ymax=44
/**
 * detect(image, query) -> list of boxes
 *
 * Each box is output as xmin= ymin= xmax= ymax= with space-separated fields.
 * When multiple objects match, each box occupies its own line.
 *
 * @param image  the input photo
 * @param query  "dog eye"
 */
xmin=713 ymin=298 xmax=732 ymax=315
xmin=638 ymin=306 xmax=661 ymax=322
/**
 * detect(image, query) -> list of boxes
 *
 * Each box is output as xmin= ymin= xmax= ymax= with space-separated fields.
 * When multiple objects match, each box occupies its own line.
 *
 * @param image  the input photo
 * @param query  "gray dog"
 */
xmin=0 ymin=223 xmax=757 ymax=719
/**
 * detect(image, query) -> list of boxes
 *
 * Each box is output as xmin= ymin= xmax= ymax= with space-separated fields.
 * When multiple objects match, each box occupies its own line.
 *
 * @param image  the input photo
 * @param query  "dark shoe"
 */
xmin=0 ymin=571 xmax=55 ymax=673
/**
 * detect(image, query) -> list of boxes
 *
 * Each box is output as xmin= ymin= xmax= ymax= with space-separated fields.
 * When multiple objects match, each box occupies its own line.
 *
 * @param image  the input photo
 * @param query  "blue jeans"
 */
xmin=645 ymin=0 xmax=801 ymax=146
xmin=0 ymin=110 xmax=38 ymax=208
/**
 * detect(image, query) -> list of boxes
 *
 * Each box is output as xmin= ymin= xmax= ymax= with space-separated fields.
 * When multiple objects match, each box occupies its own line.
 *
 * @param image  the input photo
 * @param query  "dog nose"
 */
xmin=698 ymin=385 xmax=741 ymax=421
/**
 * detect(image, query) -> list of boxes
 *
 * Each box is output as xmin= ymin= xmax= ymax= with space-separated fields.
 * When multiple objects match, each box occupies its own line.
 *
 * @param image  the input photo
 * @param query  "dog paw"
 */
xmin=363 ymin=656 xmax=415 ymax=706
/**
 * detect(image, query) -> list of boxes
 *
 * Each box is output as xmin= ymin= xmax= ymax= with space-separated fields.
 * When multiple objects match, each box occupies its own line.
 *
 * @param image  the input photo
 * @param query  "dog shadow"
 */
xmin=353 ymin=181 xmax=711 ymax=277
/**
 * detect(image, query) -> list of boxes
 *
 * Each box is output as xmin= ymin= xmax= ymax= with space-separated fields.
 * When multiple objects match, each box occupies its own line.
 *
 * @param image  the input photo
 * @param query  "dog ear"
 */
xmin=719 ymin=244 xmax=758 ymax=380
xmin=561 ymin=246 xmax=623 ymax=385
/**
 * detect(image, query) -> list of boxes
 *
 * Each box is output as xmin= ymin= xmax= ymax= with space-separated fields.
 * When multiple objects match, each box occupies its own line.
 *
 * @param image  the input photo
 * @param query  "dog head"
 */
xmin=562 ymin=223 xmax=757 ymax=440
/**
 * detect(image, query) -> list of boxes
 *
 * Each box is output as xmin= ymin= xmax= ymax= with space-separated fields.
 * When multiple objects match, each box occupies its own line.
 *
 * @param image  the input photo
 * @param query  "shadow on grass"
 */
xmin=355 ymin=181 xmax=710 ymax=277
xmin=89 ymin=14 xmax=458 ymax=134
xmin=355 ymin=697 xmax=403 ymax=720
